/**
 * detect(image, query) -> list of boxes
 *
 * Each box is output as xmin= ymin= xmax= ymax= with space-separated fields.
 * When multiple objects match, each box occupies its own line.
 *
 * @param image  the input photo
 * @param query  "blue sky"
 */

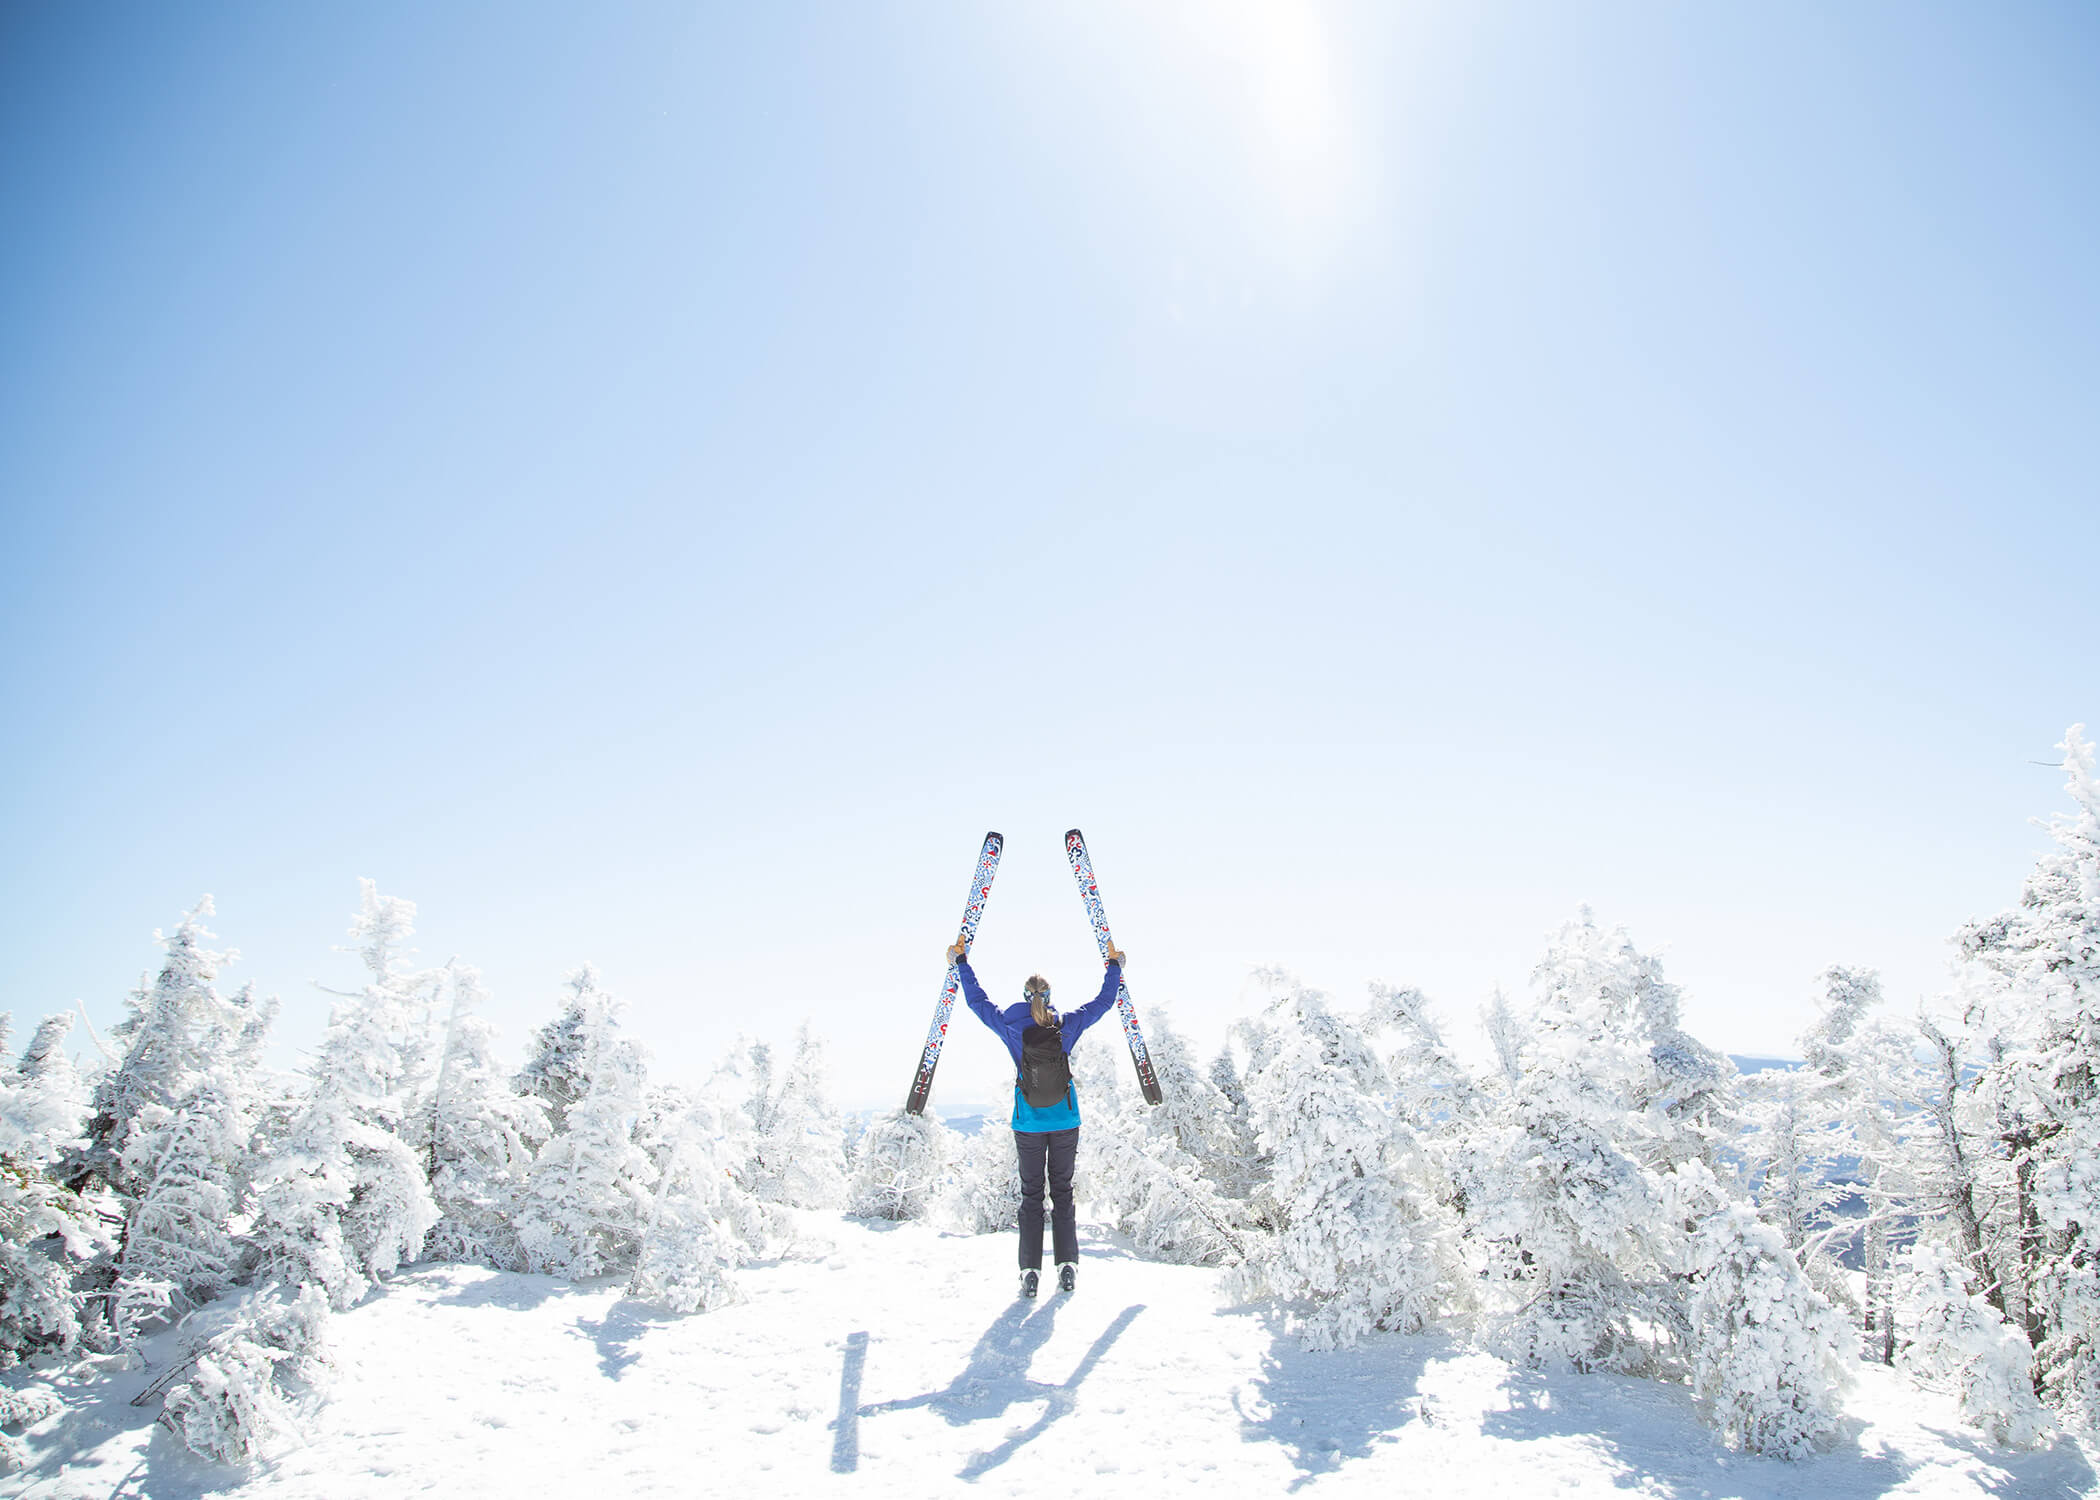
xmin=3 ymin=2 xmax=2095 ymax=1112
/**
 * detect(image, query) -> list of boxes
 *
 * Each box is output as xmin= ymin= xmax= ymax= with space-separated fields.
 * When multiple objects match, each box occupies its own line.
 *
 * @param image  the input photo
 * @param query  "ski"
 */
xmin=904 ymin=831 xmax=1005 ymax=1115
xmin=1063 ymin=828 xmax=1164 ymax=1105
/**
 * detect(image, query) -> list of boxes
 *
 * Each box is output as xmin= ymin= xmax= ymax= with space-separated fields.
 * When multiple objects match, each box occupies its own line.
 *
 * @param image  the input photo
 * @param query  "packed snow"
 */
xmin=10 ymin=1210 xmax=2096 ymax=1499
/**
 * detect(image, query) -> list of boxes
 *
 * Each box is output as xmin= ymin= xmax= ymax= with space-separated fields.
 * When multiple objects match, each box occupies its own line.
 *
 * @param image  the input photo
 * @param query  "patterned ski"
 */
xmin=904 ymin=831 xmax=1005 ymax=1115
xmin=1063 ymin=828 xmax=1164 ymax=1105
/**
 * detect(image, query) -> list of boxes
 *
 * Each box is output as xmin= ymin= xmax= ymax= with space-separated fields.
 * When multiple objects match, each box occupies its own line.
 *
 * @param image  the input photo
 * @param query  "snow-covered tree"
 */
xmin=1365 ymin=981 xmax=1492 ymax=1226
xmin=1896 ymin=1242 xmax=2054 ymax=1449
xmin=1900 ymin=1015 xmax=1999 ymax=1300
xmin=113 ymin=1077 xmax=250 ymax=1336
xmin=706 ymin=1036 xmax=771 ymax=1199
xmin=158 ymin=1281 xmax=332 ymax=1466
xmin=332 ymin=882 xmax=446 ymax=1163
xmin=15 ymin=1016 xmax=89 ymax=1150
xmin=752 ymin=1024 xmax=847 ymax=1211
xmin=513 ymin=970 xmax=603 ymax=1137
xmin=424 ymin=964 xmax=548 ymax=1269
xmin=1236 ymin=973 xmax=1451 ymax=1349
xmin=1743 ymin=967 xmax=1892 ymax=1313
xmin=0 ymin=1032 xmax=110 ymax=1366
xmin=514 ymin=973 xmax=655 ymax=1278
xmin=1953 ymin=725 xmax=2100 ymax=1427
xmin=245 ymin=888 xmax=439 ymax=1309
xmin=1204 ymin=1045 xmax=1265 ymax=1208
xmin=629 ymin=1071 xmax=769 ymax=1314
xmin=1469 ymin=911 xmax=1734 ymax=1374
xmin=82 ymin=899 xmax=256 ymax=1195
xmin=847 ymin=1110 xmax=952 ymax=1222
xmin=63 ymin=904 xmax=276 ymax=1346
xmin=1686 ymin=1189 xmax=1853 ymax=1458
xmin=1080 ymin=1009 xmax=1244 ymax=1267
xmin=0 ymin=1384 xmax=64 ymax=1473
xmin=948 ymin=1125 xmax=1021 ymax=1235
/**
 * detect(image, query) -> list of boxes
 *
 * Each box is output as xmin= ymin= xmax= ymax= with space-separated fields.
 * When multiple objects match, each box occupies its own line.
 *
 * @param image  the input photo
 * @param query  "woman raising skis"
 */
xmin=947 ymin=938 xmax=1125 ymax=1298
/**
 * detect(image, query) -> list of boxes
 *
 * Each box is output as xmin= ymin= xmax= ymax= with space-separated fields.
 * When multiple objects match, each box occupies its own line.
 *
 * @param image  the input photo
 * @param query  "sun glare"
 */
xmin=1178 ymin=0 xmax=1362 ymax=270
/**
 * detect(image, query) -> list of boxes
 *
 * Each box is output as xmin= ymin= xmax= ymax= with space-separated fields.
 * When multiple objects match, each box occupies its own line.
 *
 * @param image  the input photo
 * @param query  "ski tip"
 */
xmin=1064 ymin=827 xmax=1084 ymax=844
xmin=984 ymin=830 xmax=1004 ymax=847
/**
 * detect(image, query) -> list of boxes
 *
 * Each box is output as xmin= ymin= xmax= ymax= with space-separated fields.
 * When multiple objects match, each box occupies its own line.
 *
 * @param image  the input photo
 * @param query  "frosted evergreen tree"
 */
xmin=1531 ymin=910 xmax=1734 ymax=1174
xmin=948 ymin=1125 xmax=1021 ymax=1234
xmin=1900 ymin=1015 xmax=1999 ymax=1299
xmin=1366 ymin=982 xmax=1483 ymax=1129
xmin=703 ymin=1035 xmax=773 ymax=1202
xmin=742 ymin=1038 xmax=778 ymax=1143
xmin=1237 ymin=973 xmax=1452 ymax=1349
xmin=1482 ymin=985 xmax=1526 ymax=1086
xmin=1896 ymin=1242 xmax=2054 ymax=1449
xmin=634 ymin=1082 xmax=698 ymax=1185
xmin=514 ymin=975 xmax=656 ymax=1278
xmin=113 ymin=990 xmax=277 ymax=1343
xmin=1081 ymin=1009 xmax=1245 ymax=1266
xmin=512 ymin=968 xmax=605 ymax=1136
xmin=630 ymin=1078 xmax=768 ymax=1314
xmin=82 ymin=899 xmax=256 ymax=1194
xmin=1743 ymin=967 xmax=1892 ymax=1314
xmin=847 ymin=1110 xmax=952 ymax=1222
xmin=8 ymin=1015 xmax=90 ymax=1171
xmin=112 ymin=1075 xmax=252 ymax=1337
xmin=158 ymin=1281 xmax=332 ymax=1466
xmin=72 ymin=903 xmax=277 ymax=1345
xmin=0 ymin=1022 xmax=111 ymax=1366
xmin=330 ymin=881 xmax=446 ymax=1165
xmin=1685 ymin=1187 xmax=1853 ymax=1458
xmin=424 ymin=964 xmax=548 ymax=1268
xmin=15 ymin=1015 xmax=88 ymax=1146
xmin=1953 ymin=725 xmax=2100 ymax=1426
xmin=1219 ymin=1010 xmax=1284 ymax=1223
xmin=1365 ymin=981 xmax=1491 ymax=1225
xmin=753 ymin=1024 xmax=847 ymax=1211
xmin=245 ymin=889 xmax=440 ymax=1309
xmin=1204 ymin=1046 xmax=1264 ymax=1208
xmin=1470 ymin=911 xmax=1734 ymax=1373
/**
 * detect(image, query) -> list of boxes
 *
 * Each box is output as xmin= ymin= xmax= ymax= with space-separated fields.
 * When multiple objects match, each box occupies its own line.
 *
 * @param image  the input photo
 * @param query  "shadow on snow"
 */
xmin=573 ymin=1299 xmax=684 ymax=1382
xmin=1230 ymin=1308 xmax=1437 ymax=1489
xmin=1472 ymin=1359 xmax=2099 ymax=1499
xmin=832 ymin=1296 xmax=1144 ymax=1480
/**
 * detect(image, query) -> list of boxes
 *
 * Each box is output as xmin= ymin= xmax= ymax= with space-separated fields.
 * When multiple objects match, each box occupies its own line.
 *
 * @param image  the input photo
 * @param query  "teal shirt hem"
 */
xmin=1009 ymin=1082 xmax=1080 ymax=1132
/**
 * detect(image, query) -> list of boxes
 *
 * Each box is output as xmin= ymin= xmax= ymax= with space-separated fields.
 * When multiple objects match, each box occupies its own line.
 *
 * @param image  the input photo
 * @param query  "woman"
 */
xmin=948 ymin=939 xmax=1125 ymax=1298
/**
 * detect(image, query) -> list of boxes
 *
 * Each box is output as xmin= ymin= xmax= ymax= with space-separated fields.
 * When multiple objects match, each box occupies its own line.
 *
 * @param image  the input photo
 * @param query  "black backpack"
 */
xmin=1019 ymin=1023 xmax=1071 ymax=1109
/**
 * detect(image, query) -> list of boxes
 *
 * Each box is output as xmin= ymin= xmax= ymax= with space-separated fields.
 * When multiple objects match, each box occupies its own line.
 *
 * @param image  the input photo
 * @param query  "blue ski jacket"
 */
xmin=958 ymin=959 xmax=1120 ymax=1132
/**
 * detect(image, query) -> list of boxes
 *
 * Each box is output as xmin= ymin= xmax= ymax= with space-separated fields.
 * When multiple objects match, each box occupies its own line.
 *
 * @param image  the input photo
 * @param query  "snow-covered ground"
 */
xmin=11 ymin=1213 xmax=2095 ymax=1499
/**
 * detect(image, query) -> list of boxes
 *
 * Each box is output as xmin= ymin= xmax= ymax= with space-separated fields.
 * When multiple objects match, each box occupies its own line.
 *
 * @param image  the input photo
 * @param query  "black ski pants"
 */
xmin=1015 ymin=1126 xmax=1079 ymax=1270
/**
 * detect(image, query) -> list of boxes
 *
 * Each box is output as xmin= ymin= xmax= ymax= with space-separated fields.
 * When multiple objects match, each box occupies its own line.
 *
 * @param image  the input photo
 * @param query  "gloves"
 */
xmin=947 ymin=939 xmax=968 ymax=966
xmin=1105 ymin=945 xmax=1126 ymax=969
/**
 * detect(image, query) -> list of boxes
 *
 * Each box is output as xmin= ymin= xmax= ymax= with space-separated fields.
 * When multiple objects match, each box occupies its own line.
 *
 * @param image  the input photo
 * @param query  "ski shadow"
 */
xmin=573 ymin=1299 xmax=681 ymax=1382
xmin=836 ymin=1296 xmax=1143 ymax=1480
xmin=1232 ymin=1308 xmax=1437 ymax=1489
xmin=831 ymin=1331 xmax=869 ymax=1473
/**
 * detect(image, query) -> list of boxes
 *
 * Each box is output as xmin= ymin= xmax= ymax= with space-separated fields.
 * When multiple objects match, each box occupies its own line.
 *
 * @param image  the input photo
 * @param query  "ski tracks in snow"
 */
xmin=9 ymin=1212 xmax=2098 ymax=1498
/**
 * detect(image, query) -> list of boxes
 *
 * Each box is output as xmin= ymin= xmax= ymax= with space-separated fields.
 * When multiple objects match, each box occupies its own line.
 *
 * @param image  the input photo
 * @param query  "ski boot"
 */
xmin=1019 ymin=1267 xmax=1040 ymax=1300
xmin=1057 ymin=1262 xmax=1077 ymax=1294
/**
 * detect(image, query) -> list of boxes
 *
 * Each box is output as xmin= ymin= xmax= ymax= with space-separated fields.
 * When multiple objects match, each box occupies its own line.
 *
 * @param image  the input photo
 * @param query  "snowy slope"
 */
xmin=11 ymin=1213 xmax=2095 ymax=1499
